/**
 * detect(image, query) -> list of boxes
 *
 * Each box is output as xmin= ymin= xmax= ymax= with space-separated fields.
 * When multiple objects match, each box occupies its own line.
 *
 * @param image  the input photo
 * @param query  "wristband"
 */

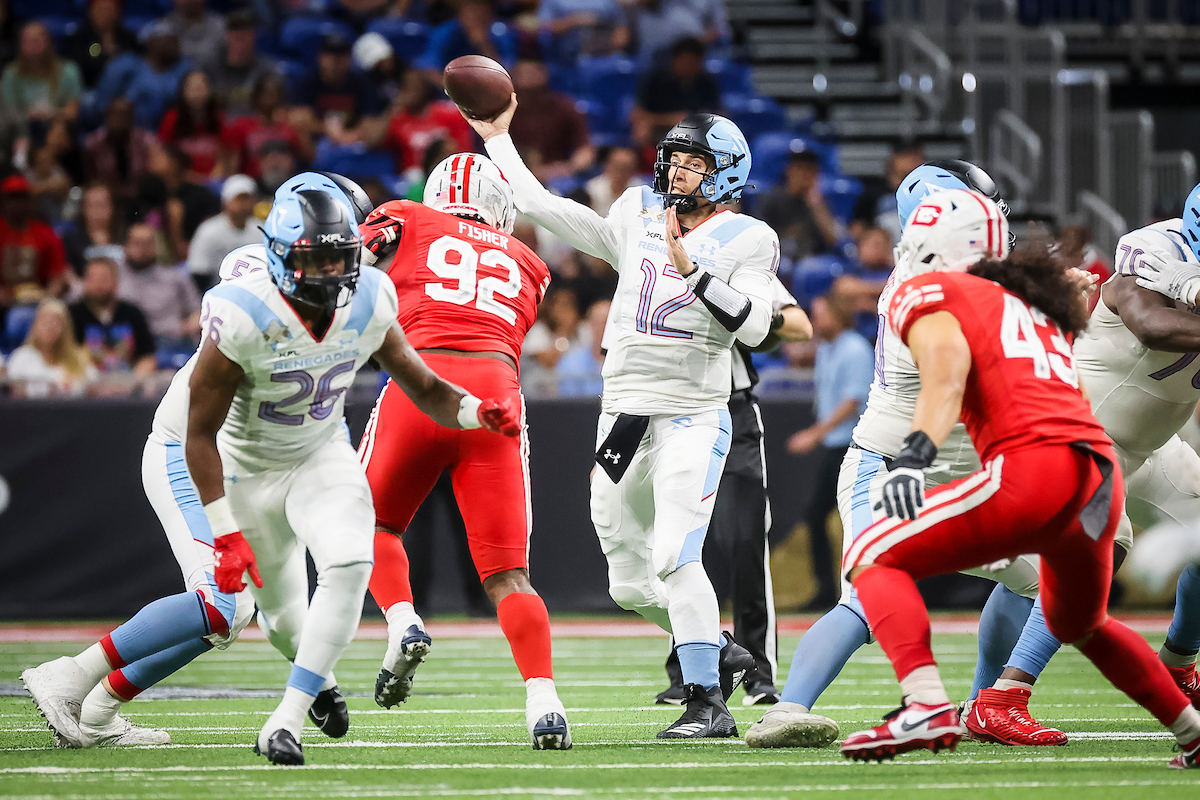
xmin=892 ymin=430 xmax=938 ymax=471
xmin=203 ymin=496 xmax=239 ymax=538
xmin=457 ymin=395 xmax=483 ymax=429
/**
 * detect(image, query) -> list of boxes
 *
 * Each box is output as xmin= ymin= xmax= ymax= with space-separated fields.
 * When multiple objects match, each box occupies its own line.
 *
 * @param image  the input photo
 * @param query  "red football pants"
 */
xmin=359 ymin=353 xmax=530 ymax=582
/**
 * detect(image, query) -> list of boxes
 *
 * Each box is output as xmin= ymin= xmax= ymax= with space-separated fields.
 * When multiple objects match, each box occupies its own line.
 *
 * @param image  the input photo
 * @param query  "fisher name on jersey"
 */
xmin=1075 ymin=219 xmax=1200 ymax=466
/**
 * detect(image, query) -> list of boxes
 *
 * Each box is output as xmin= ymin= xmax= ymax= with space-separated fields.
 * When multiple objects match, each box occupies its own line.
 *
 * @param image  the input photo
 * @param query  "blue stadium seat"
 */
xmin=577 ymin=55 xmax=640 ymax=109
xmin=820 ymin=175 xmax=863 ymax=225
xmin=749 ymin=132 xmax=837 ymax=189
xmin=278 ymin=59 xmax=312 ymax=98
xmin=791 ymin=255 xmax=847 ymax=305
xmin=546 ymin=62 xmax=579 ymax=96
xmin=279 ymin=17 xmax=356 ymax=60
xmin=724 ymin=94 xmax=788 ymax=146
xmin=313 ymin=140 xmax=395 ymax=180
xmin=156 ymin=342 xmax=196 ymax=371
xmin=366 ymin=18 xmax=431 ymax=64
xmin=705 ymin=57 xmax=754 ymax=96
xmin=4 ymin=305 xmax=37 ymax=353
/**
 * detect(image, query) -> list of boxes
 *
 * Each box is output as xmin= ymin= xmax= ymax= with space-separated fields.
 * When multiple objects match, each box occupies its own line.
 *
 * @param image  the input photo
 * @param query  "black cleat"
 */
xmin=719 ymin=632 xmax=758 ymax=702
xmin=657 ymin=684 xmax=737 ymax=739
xmin=253 ymin=729 xmax=305 ymax=765
xmin=742 ymin=679 xmax=781 ymax=706
xmin=655 ymin=683 xmax=687 ymax=705
xmin=530 ymin=712 xmax=573 ymax=750
xmin=308 ymin=686 xmax=349 ymax=738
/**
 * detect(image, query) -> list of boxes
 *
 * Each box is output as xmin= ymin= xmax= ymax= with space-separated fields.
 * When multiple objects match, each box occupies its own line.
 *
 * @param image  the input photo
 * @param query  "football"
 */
xmin=443 ymin=55 xmax=514 ymax=120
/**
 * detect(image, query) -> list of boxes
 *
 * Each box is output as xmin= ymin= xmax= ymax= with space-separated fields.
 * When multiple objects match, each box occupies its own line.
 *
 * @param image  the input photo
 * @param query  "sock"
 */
xmin=779 ymin=602 xmax=870 ymax=709
xmin=289 ymin=562 xmax=372 ymax=700
xmin=73 ymin=643 xmax=114 ymax=687
xmin=496 ymin=593 xmax=553 ymax=681
xmin=994 ymin=678 xmax=1033 ymax=691
xmin=262 ymin=684 xmax=319 ymax=744
xmin=79 ymin=683 xmax=123 ymax=728
xmin=1165 ymin=563 xmax=1200 ymax=664
xmin=107 ymin=638 xmax=213 ymax=701
xmin=1004 ymin=596 xmax=1064 ymax=678
xmin=676 ymin=641 xmax=720 ymax=690
xmin=525 ymin=676 xmax=566 ymax=731
xmin=98 ymin=592 xmax=215 ymax=672
xmin=1169 ymin=705 xmax=1200 ymax=745
xmin=1077 ymin=617 xmax=1191 ymax=727
xmin=384 ymin=601 xmax=424 ymax=635
xmin=853 ymin=566 xmax=936 ymax=681
xmin=370 ymin=531 xmax=414 ymax=608
xmin=969 ymin=584 xmax=1035 ymax=701
xmin=899 ymin=664 xmax=950 ymax=706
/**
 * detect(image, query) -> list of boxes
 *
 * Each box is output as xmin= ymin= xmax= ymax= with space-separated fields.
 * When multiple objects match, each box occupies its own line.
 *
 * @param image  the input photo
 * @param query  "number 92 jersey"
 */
xmin=199 ymin=265 xmax=398 ymax=475
xmin=889 ymin=271 xmax=1109 ymax=460
xmin=377 ymin=200 xmax=549 ymax=362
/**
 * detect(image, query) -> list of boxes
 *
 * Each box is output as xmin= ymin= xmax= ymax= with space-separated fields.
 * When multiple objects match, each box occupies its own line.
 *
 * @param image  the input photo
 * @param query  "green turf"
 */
xmin=0 ymin=631 xmax=1194 ymax=798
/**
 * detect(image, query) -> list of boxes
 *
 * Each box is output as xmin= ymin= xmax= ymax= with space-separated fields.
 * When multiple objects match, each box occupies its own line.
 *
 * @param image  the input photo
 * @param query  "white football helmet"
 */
xmin=423 ymin=152 xmax=515 ymax=234
xmin=893 ymin=188 xmax=1010 ymax=281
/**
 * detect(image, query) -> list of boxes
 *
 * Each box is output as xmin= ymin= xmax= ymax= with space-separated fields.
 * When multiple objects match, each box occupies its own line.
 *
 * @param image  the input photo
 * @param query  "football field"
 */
xmin=0 ymin=619 xmax=1194 ymax=799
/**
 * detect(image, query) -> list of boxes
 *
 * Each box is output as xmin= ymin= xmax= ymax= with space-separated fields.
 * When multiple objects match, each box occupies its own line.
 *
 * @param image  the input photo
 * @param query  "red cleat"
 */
xmin=841 ymin=701 xmax=962 ymax=762
xmin=964 ymin=686 xmax=1067 ymax=746
xmin=1165 ymin=664 xmax=1200 ymax=710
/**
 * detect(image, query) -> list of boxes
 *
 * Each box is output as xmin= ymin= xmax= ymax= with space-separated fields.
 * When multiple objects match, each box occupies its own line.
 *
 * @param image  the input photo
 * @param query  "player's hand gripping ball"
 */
xmin=443 ymin=55 xmax=514 ymax=120
xmin=478 ymin=397 xmax=521 ymax=437
xmin=214 ymin=531 xmax=263 ymax=593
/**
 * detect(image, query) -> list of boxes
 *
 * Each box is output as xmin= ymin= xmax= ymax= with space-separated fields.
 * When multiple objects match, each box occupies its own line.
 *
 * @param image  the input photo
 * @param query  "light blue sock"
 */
xmin=117 ymin=638 xmax=213 ymax=693
xmin=676 ymin=641 xmax=720 ymax=691
xmin=779 ymin=602 xmax=870 ymax=709
xmin=107 ymin=592 xmax=213 ymax=665
xmin=1167 ymin=563 xmax=1200 ymax=653
xmin=1004 ymin=596 xmax=1063 ymax=678
xmin=969 ymin=584 xmax=1035 ymax=700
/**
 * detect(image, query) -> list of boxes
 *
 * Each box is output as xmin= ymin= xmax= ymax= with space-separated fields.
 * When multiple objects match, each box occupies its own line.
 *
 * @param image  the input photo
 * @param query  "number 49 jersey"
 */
xmin=378 ymin=200 xmax=549 ymax=362
xmin=889 ymin=271 xmax=1109 ymax=461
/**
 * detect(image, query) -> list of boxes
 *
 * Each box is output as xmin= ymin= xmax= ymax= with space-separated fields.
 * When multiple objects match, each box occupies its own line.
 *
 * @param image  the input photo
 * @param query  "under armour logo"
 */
xmin=603 ymin=449 xmax=621 ymax=464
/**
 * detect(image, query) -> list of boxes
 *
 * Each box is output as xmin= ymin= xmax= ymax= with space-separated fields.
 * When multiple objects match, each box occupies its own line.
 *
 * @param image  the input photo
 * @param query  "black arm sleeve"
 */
xmin=694 ymin=271 xmax=751 ymax=333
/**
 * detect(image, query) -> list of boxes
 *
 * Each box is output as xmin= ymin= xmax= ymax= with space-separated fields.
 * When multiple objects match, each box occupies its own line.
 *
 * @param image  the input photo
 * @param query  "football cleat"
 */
xmin=655 ymin=683 xmax=687 ymax=705
xmin=1170 ymin=734 xmax=1200 ymax=769
xmin=1166 ymin=664 xmax=1200 ymax=710
xmin=658 ymin=684 xmax=737 ymax=739
xmin=21 ymin=657 xmax=92 ymax=749
xmin=964 ymin=686 xmax=1067 ymax=746
xmin=254 ymin=729 xmax=304 ymax=766
xmin=719 ymin=633 xmax=758 ymax=702
xmin=745 ymin=701 xmax=839 ymax=748
xmin=530 ymin=712 xmax=573 ymax=750
xmin=308 ymin=686 xmax=349 ymax=738
xmin=79 ymin=715 xmax=171 ymax=747
xmin=742 ymin=680 xmax=781 ymax=706
xmin=841 ymin=701 xmax=961 ymax=761
xmin=375 ymin=625 xmax=432 ymax=708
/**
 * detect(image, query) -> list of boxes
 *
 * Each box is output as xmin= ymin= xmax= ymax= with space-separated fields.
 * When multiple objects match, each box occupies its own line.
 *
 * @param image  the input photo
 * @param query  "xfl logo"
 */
xmin=911 ymin=205 xmax=942 ymax=226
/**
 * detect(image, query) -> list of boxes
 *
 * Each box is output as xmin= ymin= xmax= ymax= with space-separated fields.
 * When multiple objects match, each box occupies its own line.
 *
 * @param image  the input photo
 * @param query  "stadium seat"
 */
xmin=313 ymin=140 xmax=396 ymax=180
xmin=705 ymin=57 xmax=754 ymax=96
xmin=279 ymin=17 xmax=356 ymax=60
xmin=366 ymin=18 xmax=431 ymax=64
xmin=3 ymin=304 xmax=37 ymax=353
xmin=723 ymin=95 xmax=788 ymax=147
xmin=791 ymin=255 xmax=847 ymax=305
xmin=820 ymin=175 xmax=863 ymax=225
xmin=278 ymin=59 xmax=312 ymax=97
xmin=546 ymin=62 xmax=579 ymax=96
xmin=749 ymin=132 xmax=837 ymax=189
xmin=577 ymin=55 xmax=640 ymax=110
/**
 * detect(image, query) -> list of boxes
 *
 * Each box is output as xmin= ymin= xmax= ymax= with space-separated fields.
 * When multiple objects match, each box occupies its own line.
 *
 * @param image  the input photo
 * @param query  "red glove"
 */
xmin=213 ymin=531 xmax=263 ymax=593
xmin=361 ymin=203 xmax=404 ymax=263
xmin=478 ymin=397 xmax=521 ymax=437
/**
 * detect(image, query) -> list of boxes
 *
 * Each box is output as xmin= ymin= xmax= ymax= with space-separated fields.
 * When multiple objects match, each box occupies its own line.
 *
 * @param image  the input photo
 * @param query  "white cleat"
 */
xmin=375 ymin=625 xmax=432 ymax=708
xmin=21 ymin=657 xmax=92 ymax=749
xmin=744 ymin=702 xmax=840 ymax=748
xmin=79 ymin=715 xmax=171 ymax=747
xmin=526 ymin=677 xmax=572 ymax=750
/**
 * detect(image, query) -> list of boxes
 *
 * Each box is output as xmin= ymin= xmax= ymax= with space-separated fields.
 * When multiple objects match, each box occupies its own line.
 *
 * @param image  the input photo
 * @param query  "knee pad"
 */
xmin=257 ymin=601 xmax=307 ymax=661
xmin=205 ymin=590 xmax=256 ymax=650
xmin=319 ymin=560 xmax=373 ymax=595
xmin=609 ymin=582 xmax=658 ymax=613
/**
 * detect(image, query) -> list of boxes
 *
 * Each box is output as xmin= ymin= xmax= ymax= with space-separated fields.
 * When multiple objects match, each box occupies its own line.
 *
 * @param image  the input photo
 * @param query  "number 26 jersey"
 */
xmin=378 ymin=200 xmax=550 ymax=362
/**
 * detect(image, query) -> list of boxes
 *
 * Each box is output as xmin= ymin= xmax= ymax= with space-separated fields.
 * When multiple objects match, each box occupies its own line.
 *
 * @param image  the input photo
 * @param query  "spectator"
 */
xmin=63 ymin=0 xmax=138 ymax=90
xmin=334 ymin=0 xmax=391 ymax=30
xmin=391 ymin=0 xmax=456 ymax=26
xmin=120 ymin=26 xmax=192 ymax=130
xmin=158 ymin=70 xmax=229 ymax=181
xmin=524 ymin=285 xmax=584 ymax=371
xmin=119 ymin=223 xmax=201 ymax=347
xmin=555 ymin=296 xmax=608 ymax=396
xmin=24 ymin=119 xmax=76 ymax=224
xmin=580 ymin=145 xmax=641 ymax=215
xmin=162 ymin=0 xmax=226 ymax=65
xmin=187 ymin=174 xmax=260 ymax=291
xmin=419 ymin=0 xmax=518 ymax=71
xmin=223 ymin=74 xmax=310 ymax=179
xmin=379 ymin=70 xmax=472 ymax=174
xmin=7 ymin=298 xmax=96 ymax=397
xmin=202 ymin=10 xmax=278 ymax=120
xmin=538 ymin=0 xmax=624 ymax=62
xmin=758 ymin=149 xmax=839 ymax=262
xmin=624 ymin=0 xmax=729 ymax=61
xmin=0 ymin=0 xmax=21 ymax=73
xmin=83 ymin=97 xmax=158 ymax=204
xmin=507 ymin=56 xmax=594 ymax=180
xmin=851 ymin=139 xmax=924 ymax=241
xmin=63 ymin=183 xmax=127 ymax=278
xmin=631 ymin=37 xmax=720 ymax=146
xmin=134 ymin=142 xmax=220 ymax=262
xmin=0 ymin=175 xmax=67 ymax=312
xmin=0 ymin=22 xmax=83 ymax=128
xmin=402 ymin=136 xmax=454 ymax=199
xmin=255 ymin=139 xmax=297 ymax=197
xmin=293 ymin=33 xmax=385 ymax=146
xmin=785 ymin=292 xmax=874 ymax=609
xmin=353 ymin=32 xmax=407 ymax=106
xmin=70 ymin=257 xmax=156 ymax=379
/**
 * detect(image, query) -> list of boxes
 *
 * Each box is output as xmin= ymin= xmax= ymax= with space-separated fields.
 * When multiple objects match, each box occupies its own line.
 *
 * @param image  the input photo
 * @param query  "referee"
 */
xmin=656 ymin=280 xmax=813 ymax=705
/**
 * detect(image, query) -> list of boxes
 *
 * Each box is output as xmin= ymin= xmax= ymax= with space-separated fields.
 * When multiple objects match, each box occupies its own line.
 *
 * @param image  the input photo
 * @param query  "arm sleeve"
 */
xmin=484 ymin=133 xmax=622 ymax=266
xmin=712 ymin=230 xmax=779 ymax=346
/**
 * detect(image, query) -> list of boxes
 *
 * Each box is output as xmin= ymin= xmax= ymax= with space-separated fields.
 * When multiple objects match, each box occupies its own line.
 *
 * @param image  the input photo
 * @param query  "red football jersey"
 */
xmin=379 ymin=200 xmax=550 ymax=362
xmin=890 ymin=271 xmax=1110 ymax=461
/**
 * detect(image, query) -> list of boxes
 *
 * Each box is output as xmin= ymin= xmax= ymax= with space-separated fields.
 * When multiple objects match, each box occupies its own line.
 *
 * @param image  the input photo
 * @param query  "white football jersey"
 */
xmin=150 ymin=245 xmax=272 ymax=445
xmin=851 ymin=272 xmax=979 ymax=482
xmin=1075 ymin=219 xmax=1200 ymax=466
xmin=486 ymin=134 xmax=777 ymax=415
xmin=192 ymin=265 xmax=396 ymax=474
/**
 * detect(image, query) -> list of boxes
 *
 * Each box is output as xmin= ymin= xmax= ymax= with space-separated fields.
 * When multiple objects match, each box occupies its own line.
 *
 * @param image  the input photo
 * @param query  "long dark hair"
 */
xmin=174 ymin=70 xmax=222 ymax=137
xmin=968 ymin=247 xmax=1089 ymax=337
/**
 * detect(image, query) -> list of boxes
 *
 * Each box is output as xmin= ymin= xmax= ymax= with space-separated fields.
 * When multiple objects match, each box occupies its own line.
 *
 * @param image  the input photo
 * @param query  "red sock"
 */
xmin=496 ymin=592 xmax=553 ymax=681
xmin=1078 ymin=617 xmax=1191 ymax=726
xmin=369 ymin=531 xmax=414 ymax=610
xmin=106 ymin=670 xmax=143 ymax=702
xmin=854 ymin=566 xmax=936 ymax=681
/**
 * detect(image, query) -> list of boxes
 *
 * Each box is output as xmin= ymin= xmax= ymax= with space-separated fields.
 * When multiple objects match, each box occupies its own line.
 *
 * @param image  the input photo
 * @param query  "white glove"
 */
xmin=1133 ymin=252 xmax=1200 ymax=306
xmin=1126 ymin=521 xmax=1200 ymax=595
xmin=876 ymin=467 xmax=926 ymax=521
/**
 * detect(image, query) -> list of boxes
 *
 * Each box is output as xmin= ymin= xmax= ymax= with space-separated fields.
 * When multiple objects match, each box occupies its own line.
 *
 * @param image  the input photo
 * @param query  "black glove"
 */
xmin=876 ymin=431 xmax=938 ymax=521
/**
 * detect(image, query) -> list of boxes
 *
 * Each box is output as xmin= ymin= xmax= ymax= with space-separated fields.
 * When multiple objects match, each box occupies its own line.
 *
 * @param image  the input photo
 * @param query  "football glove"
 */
xmin=876 ymin=431 xmax=938 ymax=521
xmin=1133 ymin=251 xmax=1200 ymax=306
xmin=359 ymin=209 xmax=403 ymax=266
xmin=478 ymin=397 xmax=521 ymax=437
xmin=214 ymin=531 xmax=262 ymax=593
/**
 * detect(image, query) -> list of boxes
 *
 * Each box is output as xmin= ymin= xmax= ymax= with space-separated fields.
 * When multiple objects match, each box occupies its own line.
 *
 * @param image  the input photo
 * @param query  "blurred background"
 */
xmin=0 ymin=0 xmax=1197 ymax=620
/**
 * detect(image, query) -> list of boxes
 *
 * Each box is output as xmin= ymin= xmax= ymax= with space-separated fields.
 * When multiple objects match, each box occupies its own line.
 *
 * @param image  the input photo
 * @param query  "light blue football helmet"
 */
xmin=273 ymin=172 xmax=359 ymax=224
xmin=897 ymin=159 xmax=1009 ymax=235
xmin=1183 ymin=181 xmax=1200 ymax=261
xmin=653 ymin=113 xmax=752 ymax=212
xmin=263 ymin=188 xmax=362 ymax=315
